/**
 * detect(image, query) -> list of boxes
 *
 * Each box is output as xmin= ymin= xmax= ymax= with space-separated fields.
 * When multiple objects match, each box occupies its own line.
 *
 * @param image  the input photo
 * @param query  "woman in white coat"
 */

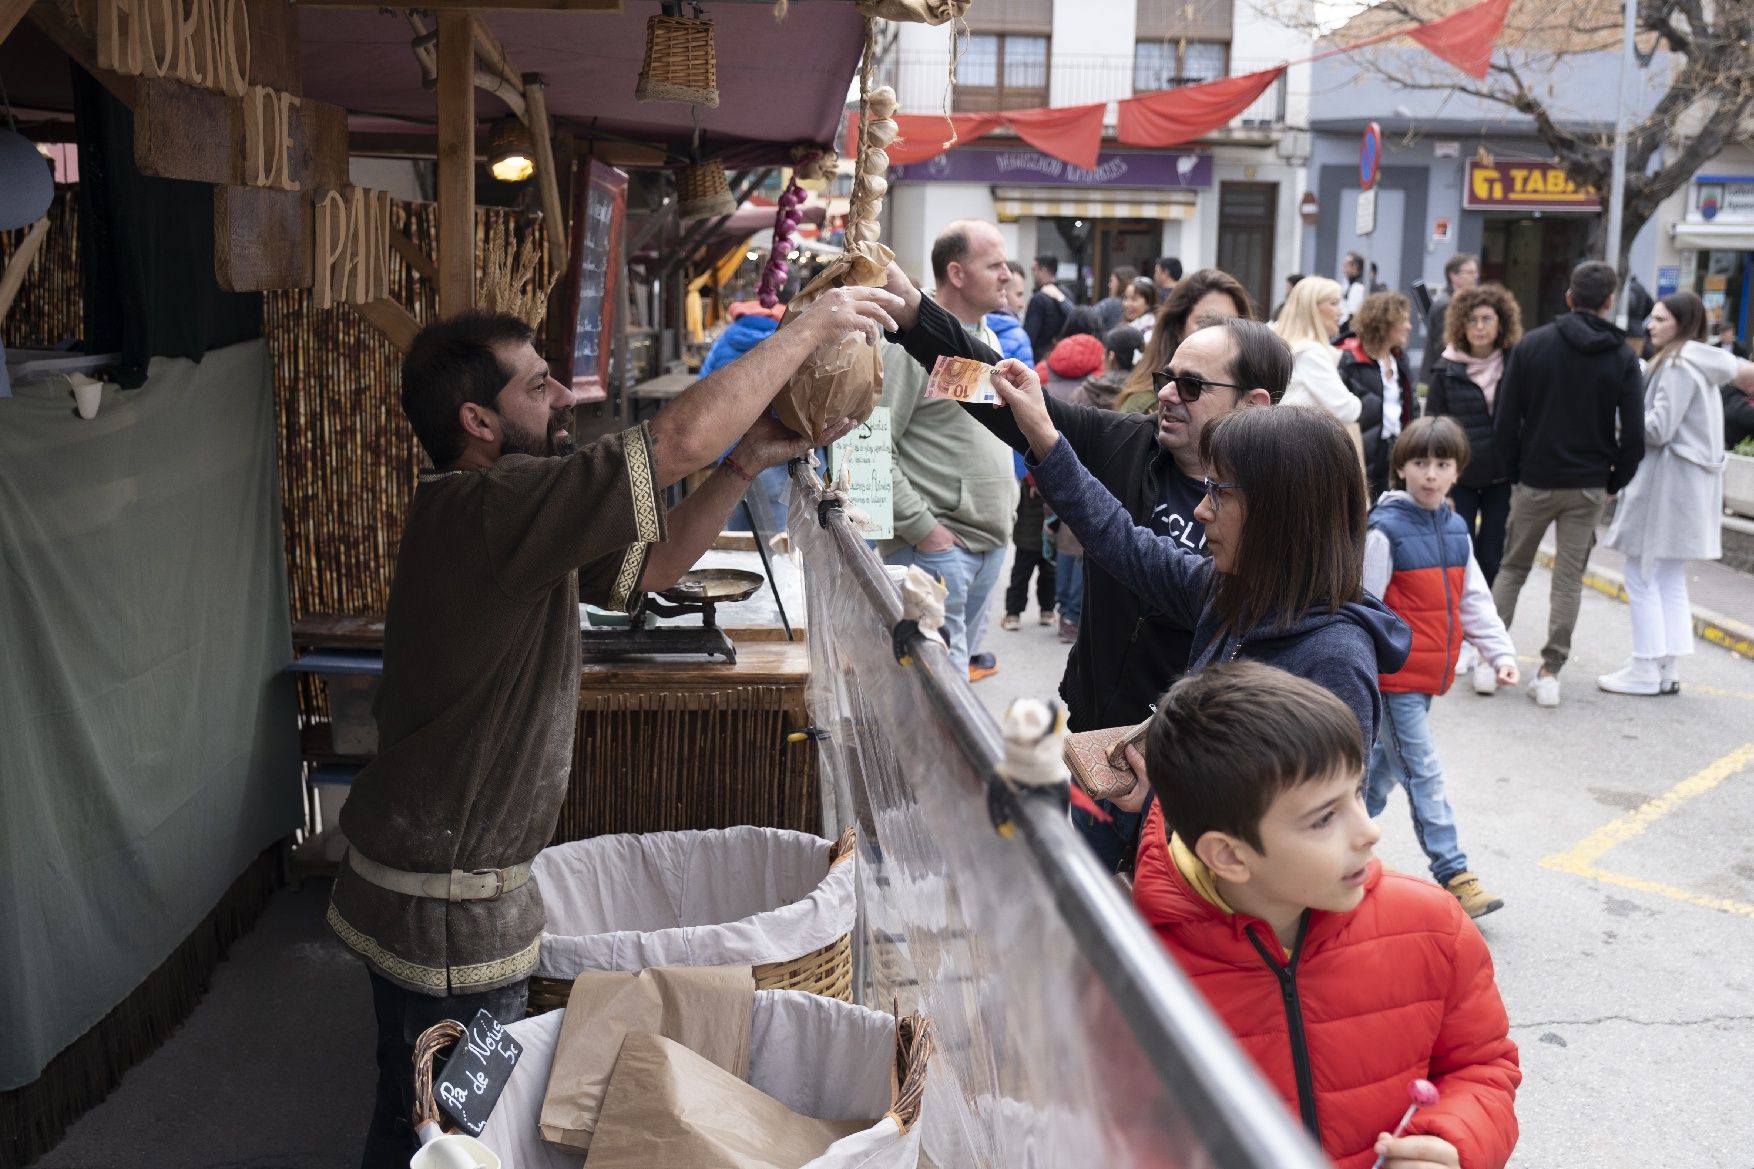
xmin=1271 ymin=277 xmax=1362 ymax=432
xmin=1600 ymin=291 xmax=1754 ymax=695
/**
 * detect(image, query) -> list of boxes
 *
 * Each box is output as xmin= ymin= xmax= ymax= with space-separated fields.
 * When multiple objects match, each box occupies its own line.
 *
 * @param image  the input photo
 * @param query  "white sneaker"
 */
xmin=1531 ymin=672 xmax=1561 ymax=707
xmin=1471 ymin=661 xmax=1498 ymax=695
xmin=1456 ymin=642 xmax=1479 ymax=676
xmin=1598 ymin=658 xmax=1661 ymax=697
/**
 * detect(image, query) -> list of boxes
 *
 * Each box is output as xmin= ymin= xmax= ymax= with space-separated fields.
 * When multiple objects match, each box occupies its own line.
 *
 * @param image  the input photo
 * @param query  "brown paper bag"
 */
xmin=538 ymin=965 xmax=754 ymax=1151
xmin=774 ymin=240 xmax=895 ymax=444
xmin=585 ymin=1032 xmax=872 ymax=1169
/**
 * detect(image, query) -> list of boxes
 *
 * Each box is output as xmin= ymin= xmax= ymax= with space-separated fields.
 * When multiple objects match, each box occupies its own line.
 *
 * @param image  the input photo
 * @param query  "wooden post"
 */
xmin=522 ymin=74 xmax=568 ymax=274
xmin=1 ymin=0 xmax=33 ymax=46
xmin=436 ymin=9 xmax=475 ymax=318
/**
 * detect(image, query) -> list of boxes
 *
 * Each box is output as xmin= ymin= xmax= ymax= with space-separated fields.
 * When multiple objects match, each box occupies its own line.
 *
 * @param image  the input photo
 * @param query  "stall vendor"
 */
xmin=327 ymin=289 xmax=900 ymax=1166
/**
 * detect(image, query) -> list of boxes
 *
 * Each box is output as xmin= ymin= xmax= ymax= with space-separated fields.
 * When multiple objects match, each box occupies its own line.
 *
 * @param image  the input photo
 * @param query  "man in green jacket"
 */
xmin=879 ymin=219 xmax=1021 ymax=682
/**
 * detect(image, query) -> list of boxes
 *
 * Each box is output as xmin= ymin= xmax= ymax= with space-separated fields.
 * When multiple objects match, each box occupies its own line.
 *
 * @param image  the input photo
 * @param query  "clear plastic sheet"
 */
xmin=789 ymin=472 xmax=1325 ymax=1169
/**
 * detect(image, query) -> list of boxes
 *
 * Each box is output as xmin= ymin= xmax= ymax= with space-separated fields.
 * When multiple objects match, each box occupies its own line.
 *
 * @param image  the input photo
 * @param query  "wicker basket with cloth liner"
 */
xmin=479 ymin=991 xmax=933 ymax=1169
xmin=528 ymin=825 xmax=857 ymax=1013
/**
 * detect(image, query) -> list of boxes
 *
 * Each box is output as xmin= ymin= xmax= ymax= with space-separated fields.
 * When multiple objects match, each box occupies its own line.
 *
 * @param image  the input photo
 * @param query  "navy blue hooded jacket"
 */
xmin=1030 ymin=435 xmax=1411 ymax=748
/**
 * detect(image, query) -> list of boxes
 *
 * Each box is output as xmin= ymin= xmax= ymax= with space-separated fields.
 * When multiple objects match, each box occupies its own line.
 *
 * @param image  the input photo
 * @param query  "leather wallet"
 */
xmin=1062 ymin=720 xmax=1150 ymax=802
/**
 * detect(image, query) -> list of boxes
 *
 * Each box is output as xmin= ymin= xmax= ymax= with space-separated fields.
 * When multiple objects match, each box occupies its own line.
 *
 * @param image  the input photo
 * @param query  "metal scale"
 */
xmin=579 ymin=568 xmax=764 ymax=663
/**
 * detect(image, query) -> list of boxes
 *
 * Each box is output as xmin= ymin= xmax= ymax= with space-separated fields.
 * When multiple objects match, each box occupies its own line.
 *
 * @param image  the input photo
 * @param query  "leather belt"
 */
xmin=346 ymin=848 xmax=533 ymax=902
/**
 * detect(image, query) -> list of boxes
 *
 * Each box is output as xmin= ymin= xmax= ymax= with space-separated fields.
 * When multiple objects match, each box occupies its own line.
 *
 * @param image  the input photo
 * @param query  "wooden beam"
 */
xmin=300 ymin=0 xmax=619 ymax=9
xmin=27 ymin=2 xmax=134 ymax=108
xmin=1 ymin=0 xmax=34 ymax=46
xmin=352 ymin=298 xmax=422 ymax=352
xmin=436 ymin=10 xmax=475 ymax=318
xmin=470 ymin=17 xmax=525 ymax=99
xmin=389 ymin=228 xmax=440 ymax=284
xmin=522 ymin=75 xmax=568 ymax=274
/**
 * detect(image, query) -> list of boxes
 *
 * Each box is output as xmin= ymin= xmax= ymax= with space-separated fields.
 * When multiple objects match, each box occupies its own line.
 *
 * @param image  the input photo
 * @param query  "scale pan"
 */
xmin=661 ymin=568 xmax=764 ymax=604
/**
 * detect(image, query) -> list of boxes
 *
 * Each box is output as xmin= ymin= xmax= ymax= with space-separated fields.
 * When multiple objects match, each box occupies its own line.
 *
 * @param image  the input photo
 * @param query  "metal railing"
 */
xmin=876 ymin=51 xmax=1287 ymax=130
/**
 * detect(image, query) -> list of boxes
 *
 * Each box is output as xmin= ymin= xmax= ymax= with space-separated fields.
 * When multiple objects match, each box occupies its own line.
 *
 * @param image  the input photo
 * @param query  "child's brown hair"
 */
xmin=1390 ymin=415 xmax=1470 ymax=486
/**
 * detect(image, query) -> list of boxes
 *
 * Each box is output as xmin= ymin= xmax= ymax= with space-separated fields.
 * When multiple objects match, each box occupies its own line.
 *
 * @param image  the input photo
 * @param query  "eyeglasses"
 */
xmin=1202 ymin=476 xmax=1242 ymax=513
xmin=1152 ymin=369 xmax=1246 ymax=402
xmin=1465 ymin=313 xmax=1498 ymax=327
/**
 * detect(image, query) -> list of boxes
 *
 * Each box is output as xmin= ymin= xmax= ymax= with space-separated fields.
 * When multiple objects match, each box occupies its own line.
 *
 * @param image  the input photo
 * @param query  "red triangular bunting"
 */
xmin=1001 ymin=103 xmax=1107 ymax=171
xmin=1115 ymin=68 xmax=1286 ymax=148
xmin=1407 ymin=0 xmax=1512 ymax=79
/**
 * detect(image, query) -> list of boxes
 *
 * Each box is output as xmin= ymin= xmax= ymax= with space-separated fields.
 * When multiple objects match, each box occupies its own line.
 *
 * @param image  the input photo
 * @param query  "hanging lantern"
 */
xmin=635 ymin=10 xmax=720 ymax=107
xmin=677 ymin=160 xmax=736 ymax=221
xmin=487 ymin=117 xmax=535 ymax=183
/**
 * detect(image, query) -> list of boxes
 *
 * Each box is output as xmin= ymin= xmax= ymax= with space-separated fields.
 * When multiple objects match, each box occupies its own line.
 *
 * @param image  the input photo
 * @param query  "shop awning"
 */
xmin=1671 ymin=221 xmax=1754 ymax=251
xmin=993 ymin=187 xmax=1198 ymax=221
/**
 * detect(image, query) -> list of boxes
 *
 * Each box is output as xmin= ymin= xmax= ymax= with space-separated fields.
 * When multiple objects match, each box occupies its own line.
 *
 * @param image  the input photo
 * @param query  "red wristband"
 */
xmin=720 ymin=454 xmax=757 ymax=483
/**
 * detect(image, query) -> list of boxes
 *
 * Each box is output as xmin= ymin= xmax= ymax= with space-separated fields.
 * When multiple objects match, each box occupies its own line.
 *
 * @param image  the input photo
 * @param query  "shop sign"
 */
xmin=1692 ymin=178 xmax=1754 ymax=222
xmin=1462 ymin=161 xmax=1599 ymax=211
xmin=1656 ymin=265 xmax=1680 ymax=297
xmin=890 ymin=148 xmax=1212 ymax=189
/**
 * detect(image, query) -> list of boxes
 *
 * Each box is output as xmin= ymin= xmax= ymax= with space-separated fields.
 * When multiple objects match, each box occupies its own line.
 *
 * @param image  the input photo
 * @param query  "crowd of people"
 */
xmin=859 ymin=219 xmax=1754 ymax=1168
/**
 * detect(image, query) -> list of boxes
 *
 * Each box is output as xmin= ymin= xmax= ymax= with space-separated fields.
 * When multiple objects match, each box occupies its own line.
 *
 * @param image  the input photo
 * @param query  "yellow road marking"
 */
xmin=1541 ymin=743 xmax=1754 ymax=917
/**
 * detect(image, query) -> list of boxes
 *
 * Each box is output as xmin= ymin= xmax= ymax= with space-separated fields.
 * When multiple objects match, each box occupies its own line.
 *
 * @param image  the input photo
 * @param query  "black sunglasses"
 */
xmin=1150 ymin=368 xmax=1246 ymax=402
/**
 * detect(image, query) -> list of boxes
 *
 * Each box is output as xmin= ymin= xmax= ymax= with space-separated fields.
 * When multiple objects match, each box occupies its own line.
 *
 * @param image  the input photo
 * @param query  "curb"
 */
xmin=1535 ymin=550 xmax=1754 ymax=663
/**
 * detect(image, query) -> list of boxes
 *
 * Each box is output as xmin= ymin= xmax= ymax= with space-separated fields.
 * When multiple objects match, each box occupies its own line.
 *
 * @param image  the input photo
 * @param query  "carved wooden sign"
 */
xmin=95 ymin=0 xmax=392 ymax=297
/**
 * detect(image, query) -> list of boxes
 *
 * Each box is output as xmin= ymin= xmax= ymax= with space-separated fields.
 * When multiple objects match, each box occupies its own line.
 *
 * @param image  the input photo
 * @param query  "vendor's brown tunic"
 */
xmin=327 ymin=425 xmax=665 ymax=995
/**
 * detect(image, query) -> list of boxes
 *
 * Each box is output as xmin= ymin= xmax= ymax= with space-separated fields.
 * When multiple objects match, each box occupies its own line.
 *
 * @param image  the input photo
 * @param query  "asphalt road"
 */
xmin=974 ymin=553 xmax=1754 ymax=1169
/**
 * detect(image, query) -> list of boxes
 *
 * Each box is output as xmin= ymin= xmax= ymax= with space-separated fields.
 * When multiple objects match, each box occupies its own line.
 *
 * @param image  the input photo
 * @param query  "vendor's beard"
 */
xmin=499 ymin=409 xmax=576 ymax=458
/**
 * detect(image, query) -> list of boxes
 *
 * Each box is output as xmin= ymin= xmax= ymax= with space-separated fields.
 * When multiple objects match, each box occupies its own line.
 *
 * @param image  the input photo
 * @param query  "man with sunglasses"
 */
xmin=877 ymin=263 xmax=1290 ymax=871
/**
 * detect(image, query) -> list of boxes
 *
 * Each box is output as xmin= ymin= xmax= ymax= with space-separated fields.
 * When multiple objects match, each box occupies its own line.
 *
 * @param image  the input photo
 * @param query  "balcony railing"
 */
xmin=875 ymin=52 xmax=1287 ymax=131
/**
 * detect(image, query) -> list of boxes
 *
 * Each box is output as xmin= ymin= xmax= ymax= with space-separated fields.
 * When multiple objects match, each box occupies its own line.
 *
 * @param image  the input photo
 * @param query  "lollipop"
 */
xmin=1369 ymin=1079 xmax=1439 ymax=1169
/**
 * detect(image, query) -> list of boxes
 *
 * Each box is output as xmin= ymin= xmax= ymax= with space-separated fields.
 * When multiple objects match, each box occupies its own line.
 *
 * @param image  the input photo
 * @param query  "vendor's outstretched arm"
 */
xmin=990 ymin=360 xmax=1206 ymax=631
xmin=646 ymin=286 xmax=902 ymax=488
xmin=639 ymin=416 xmax=853 ymax=591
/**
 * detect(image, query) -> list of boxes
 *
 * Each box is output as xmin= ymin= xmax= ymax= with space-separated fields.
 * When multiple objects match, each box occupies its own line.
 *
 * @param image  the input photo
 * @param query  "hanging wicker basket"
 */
xmin=635 ymin=14 xmax=720 ymax=107
xmin=677 ymin=160 xmax=737 ymax=221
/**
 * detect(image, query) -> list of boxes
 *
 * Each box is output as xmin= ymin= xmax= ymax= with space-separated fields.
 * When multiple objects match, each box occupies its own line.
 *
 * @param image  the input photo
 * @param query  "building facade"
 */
xmin=1650 ymin=143 xmax=1754 ymax=339
xmin=1302 ymin=42 xmax=1662 ymax=359
xmin=875 ymin=0 xmax=1314 ymax=315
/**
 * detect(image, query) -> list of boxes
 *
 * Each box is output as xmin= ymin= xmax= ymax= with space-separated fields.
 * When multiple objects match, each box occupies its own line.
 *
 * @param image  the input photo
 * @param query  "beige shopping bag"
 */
xmin=537 ymin=965 xmax=754 ymax=1151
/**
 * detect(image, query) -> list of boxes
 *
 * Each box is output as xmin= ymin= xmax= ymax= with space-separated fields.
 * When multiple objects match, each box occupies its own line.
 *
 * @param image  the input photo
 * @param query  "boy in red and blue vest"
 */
xmin=1363 ymin=417 xmax=1518 ymax=918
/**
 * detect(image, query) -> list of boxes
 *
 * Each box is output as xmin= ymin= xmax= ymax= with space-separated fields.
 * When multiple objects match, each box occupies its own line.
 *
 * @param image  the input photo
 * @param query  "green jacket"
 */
xmin=877 ymin=316 xmax=1019 ymax=556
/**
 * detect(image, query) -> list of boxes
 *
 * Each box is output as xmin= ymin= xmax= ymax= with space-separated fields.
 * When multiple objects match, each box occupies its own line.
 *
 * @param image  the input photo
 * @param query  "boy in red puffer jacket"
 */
xmin=1129 ymin=661 xmax=1519 ymax=1169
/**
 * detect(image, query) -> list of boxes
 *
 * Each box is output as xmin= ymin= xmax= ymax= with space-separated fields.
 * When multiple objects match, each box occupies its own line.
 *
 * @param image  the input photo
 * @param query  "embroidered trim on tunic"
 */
xmin=610 ymin=424 xmax=664 ymax=612
xmin=327 ymin=903 xmax=448 ymax=992
xmin=327 ymin=903 xmax=542 ymax=992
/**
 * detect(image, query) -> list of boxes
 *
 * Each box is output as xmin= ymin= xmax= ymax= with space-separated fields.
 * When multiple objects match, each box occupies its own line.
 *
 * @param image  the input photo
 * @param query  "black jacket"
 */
xmin=891 ymin=296 xmax=1203 ymax=729
xmin=1419 ymin=291 xmax=1451 ymax=387
xmin=1024 ymin=289 xmax=1069 ymax=363
xmin=1725 ymin=382 xmax=1754 ymax=450
xmin=1493 ymin=312 xmax=1644 ymax=493
xmin=1425 ymin=358 xmax=1506 ymax=488
xmin=1336 ymin=339 xmax=1416 ymax=491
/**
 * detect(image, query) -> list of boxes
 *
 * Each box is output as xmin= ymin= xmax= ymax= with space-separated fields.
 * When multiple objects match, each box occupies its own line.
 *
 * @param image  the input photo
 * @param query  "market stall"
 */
xmin=2 ymin=2 xmax=1328 ymax=1166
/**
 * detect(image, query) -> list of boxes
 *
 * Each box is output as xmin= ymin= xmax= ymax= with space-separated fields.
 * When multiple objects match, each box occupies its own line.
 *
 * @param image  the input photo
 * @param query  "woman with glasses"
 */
xmin=1425 ymin=284 xmax=1523 ymax=605
xmin=1272 ymin=277 xmax=1362 ymax=442
xmin=990 ymin=357 xmax=1410 ymax=764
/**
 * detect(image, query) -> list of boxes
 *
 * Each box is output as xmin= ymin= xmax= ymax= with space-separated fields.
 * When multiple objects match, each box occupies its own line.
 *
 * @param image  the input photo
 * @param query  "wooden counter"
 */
xmin=292 ymin=617 xmax=819 ymax=844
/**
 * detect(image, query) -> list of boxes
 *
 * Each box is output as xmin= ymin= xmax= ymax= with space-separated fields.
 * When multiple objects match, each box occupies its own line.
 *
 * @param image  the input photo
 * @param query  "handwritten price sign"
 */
xmin=433 ymin=1009 xmax=523 ymax=1137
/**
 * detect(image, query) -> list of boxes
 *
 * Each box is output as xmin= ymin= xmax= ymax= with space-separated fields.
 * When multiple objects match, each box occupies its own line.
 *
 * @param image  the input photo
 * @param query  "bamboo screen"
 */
xmin=0 ymin=188 xmax=83 ymax=351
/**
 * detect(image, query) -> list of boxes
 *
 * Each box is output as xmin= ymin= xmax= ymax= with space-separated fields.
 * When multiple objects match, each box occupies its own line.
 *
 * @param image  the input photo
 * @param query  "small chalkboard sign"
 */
xmin=433 ymin=1009 xmax=523 ymax=1138
xmin=555 ymin=160 xmax=628 ymax=404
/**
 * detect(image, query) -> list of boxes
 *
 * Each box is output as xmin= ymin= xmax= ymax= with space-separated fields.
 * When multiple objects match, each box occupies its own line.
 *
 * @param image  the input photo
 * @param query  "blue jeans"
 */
xmin=1366 ymin=691 xmax=1468 ymax=883
xmin=1056 ymin=551 xmax=1084 ymax=626
xmin=885 ymin=544 xmax=1006 ymax=664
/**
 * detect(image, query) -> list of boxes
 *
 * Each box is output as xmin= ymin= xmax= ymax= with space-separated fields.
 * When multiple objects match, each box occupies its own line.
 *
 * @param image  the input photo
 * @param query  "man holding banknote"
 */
xmin=879 ymin=219 xmax=1020 ymax=681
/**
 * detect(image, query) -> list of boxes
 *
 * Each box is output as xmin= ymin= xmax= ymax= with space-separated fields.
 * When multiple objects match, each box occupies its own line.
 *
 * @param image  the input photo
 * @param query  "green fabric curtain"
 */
xmin=0 ymin=339 xmax=301 ymax=1089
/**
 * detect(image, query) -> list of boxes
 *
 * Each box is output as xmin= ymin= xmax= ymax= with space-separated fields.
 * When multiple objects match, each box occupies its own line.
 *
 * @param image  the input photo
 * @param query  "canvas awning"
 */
xmin=993 ymin=186 xmax=1199 ymax=221
xmin=1670 ymin=221 xmax=1754 ymax=252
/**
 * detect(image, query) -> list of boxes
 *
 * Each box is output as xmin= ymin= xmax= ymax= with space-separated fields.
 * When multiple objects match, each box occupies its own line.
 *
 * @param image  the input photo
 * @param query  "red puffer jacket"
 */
xmin=1132 ymin=804 xmax=1520 ymax=1168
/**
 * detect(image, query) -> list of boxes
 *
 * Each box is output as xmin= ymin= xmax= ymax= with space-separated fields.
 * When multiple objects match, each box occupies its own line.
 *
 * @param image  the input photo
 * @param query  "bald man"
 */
xmin=879 ymin=220 xmax=1021 ymax=681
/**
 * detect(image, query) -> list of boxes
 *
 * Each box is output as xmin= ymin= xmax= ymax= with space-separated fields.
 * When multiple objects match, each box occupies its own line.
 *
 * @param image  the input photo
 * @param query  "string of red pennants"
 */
xmin=866 ymin=0 xmax=1513 ymax=172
